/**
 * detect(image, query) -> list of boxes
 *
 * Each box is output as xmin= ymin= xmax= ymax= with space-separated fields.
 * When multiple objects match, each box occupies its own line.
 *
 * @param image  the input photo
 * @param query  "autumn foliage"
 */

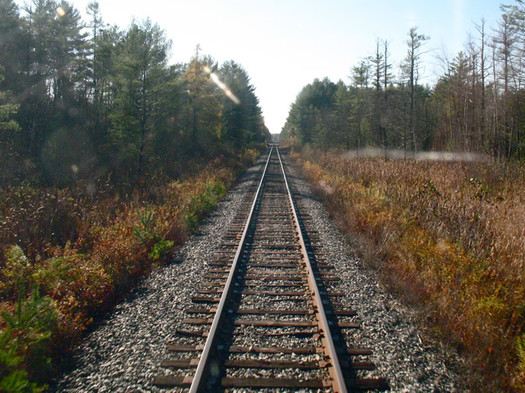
xmin=293 ymin=148 xmax=525 ymax=392
xmin=0 ymin=154 xmax=253 ymax=389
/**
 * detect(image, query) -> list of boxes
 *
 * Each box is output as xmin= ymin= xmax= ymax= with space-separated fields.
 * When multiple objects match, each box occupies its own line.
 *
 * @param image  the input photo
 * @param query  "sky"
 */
xmin=15 ymin=0 xmax=505 ymax=134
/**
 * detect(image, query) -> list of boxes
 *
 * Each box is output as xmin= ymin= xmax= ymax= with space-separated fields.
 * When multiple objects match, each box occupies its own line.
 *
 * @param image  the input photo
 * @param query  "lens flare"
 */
xmin=342 ymin=147 xmax=489 ymax=162
xmin=203 ymin=66 xmax=240 ymax=105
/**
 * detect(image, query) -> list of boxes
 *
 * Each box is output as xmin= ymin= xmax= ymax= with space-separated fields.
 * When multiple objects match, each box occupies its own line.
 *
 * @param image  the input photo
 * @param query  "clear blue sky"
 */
xmin=16 ymin=0 xmax=505 ymax=134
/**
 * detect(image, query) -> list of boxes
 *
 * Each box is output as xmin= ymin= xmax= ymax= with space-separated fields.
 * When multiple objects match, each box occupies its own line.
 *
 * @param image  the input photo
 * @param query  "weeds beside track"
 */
xmin=0 ymin=152 xmax=258 ymax=391
xmin=293 ymin=148 xmax=525 ymax=392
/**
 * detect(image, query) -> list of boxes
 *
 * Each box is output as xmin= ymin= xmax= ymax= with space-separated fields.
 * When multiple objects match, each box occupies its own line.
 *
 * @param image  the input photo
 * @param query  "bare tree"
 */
xmin=401 ymin=27 xmax=429 ymax=155
xmin=382 ymin=40 xmax=392 ymax=156
xmin=493 ymin=10 xmax=519 ymax=158
xmin=370 ymin=38 xmax=383 ymax=147
xmin=475 ymin=19 xmax=488 ymax=152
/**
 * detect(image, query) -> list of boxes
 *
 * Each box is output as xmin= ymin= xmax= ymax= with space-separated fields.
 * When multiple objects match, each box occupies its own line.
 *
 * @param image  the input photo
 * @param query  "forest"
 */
xmin=0 ymin=0 xmax=268 ymax=390
xmin=0 ymin=0 xmax=268 ymax=187
xmin=281 ymin=3 xmax=525 ymax=160
xmin=282 ymin=2 xmax=525 ymax=390
xmin=1 ymin=0 xmax=525 ymax=390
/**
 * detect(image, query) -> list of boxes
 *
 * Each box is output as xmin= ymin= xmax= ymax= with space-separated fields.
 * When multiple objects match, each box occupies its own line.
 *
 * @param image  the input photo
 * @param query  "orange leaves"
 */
xmin=295 ymin=148 xmax=525 ymax=391
xmin=0 ymin=156 xmax=242 ymax=386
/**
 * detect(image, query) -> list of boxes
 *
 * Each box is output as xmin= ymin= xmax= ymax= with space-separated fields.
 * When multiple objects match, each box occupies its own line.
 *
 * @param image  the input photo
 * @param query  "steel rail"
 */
xmin=276 ymin=147 xmax=348 ymax=393
xmin=188 ymin=146 xmax=274 ymax=393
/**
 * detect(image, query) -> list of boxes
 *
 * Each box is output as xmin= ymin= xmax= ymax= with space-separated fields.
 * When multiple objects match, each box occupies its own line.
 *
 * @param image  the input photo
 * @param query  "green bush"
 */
xmin=0 ymin=246 xmax=33 ymax=299
xmin=240 ymin=148 xmax=259 ymax=166
xmin=133 ymin=209 xmax=156 ymax=246
xmin=32 ymin=256 xmax=73 ymax=295
xmin=133 ymin=209 xmax=174 ymax=263
xmin=148 ymin=239 xmax=174 ymax=262
xmin=0 ymin=329 xmax=43 ymax=393
xmin=183 ymin=180 xmax=226 ymax=233
xmin=0 ymin=157 xmax=243 ymax=388
xmin=1 ymin=285 xmax=57 ymax=392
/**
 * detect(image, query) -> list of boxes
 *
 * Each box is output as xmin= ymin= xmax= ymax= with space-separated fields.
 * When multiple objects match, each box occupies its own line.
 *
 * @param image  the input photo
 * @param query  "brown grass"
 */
xmin=294 ymin=148 xmax=525 ymax=392
xmin=0 ymin=155 xmax=244 ymax=387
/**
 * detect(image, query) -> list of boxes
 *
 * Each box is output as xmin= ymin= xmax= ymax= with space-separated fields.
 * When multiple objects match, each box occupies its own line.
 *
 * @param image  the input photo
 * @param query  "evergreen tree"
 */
xmin=219 ymin=61 xmax=265 ymax=150
xmin=351 ymin=60 xmax=372 ymax=149
xmin=109 ymin=19 xmax=171 ymax=179
xmin=401 ymin=27 xmax=429 ymax=154
xmin=0 ymin=68 xmax=21 ymax=182
xmin=0 ymin=0 xmax=23 ymax=93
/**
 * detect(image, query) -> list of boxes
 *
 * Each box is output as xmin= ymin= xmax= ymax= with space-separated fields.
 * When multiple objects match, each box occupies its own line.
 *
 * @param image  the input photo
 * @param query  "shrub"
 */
xmin=0 ymin=186 xmax=81 ymax=260
xmin=0 ymin=330 xmax=43 ymax=393
xmin=133 ymin=209 xmax=157 ymax=247
xmin=183 ymin=180 xmax=227 ymax=233
xmin=0 ymin=154 xmax=248 ymax=388
xmin=1 ymin=284 xmax=57 ymax=390
xmin=0 ymin=246 xmax=33 ymax=299
xmin=148 ymin=239 xmax=174 ymax=262
xmin=294 ymin=148 xmax=525 ymax=391
xmin=516 ymin=334 xmax=525 ymax=390
xmin=240 ymin=148 xmax=259 ymax=166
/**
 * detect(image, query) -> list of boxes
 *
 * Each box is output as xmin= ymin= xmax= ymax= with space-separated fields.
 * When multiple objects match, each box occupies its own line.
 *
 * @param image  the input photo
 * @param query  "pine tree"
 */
xmin=219 ymin=61 xmax=265 ymax=150
xmin=0 ymin=0 xmax=23 ymax=93
xmin=109 ymin=19 xmax=171 ymax=179
xmin=401 ymin=27 xmax=429 ymax=155
xmin=0 ymin=68 xmax=21 ymax=182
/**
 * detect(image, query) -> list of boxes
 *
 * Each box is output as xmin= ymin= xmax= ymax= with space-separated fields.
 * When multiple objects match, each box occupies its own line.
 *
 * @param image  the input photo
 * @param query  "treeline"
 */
xmin=281 ymin=2 xmax=525 ymax=160
xmin=0 ymin=0 xmax=269 ymax=187
xmin=0 ymin=1 xmax=268 ymax=388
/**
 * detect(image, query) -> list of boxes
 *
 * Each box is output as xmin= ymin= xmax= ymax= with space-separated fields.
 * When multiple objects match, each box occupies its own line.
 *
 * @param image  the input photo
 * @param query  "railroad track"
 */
xmin=153 ymin=146 xmax=388 ymax=392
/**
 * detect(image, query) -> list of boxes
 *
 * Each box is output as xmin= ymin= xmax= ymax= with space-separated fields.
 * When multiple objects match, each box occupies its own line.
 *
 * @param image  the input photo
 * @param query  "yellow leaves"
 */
xmin=0 ymin=150 xmax=248 ymax=388
xmin=295 ymin=148 xmax=525 ymax=390
xmin=474 ymin=293 xmax=507 ymax=319
xmin=2 ymin=245 xmax=31 ymax=281
xmin=516 ymin=334 xmax=525 ymax=390
xmin=239 ymin=149 xmax=259 ymax=166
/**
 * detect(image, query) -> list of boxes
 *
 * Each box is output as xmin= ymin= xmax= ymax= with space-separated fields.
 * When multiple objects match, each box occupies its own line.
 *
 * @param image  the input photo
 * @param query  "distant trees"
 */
xmin=283 ymin=2 xmax=525 ymax=161
xmin=0 ymin=69 xmax=20 ymax=182
xmin=0 ymin=0 xmax=23 ymax=92
xmin=0 ymin=0 xmax=269 ymax=186
xmin=401 ymin=27 xmax=429 ymax=154
xmin=282 ymin=26 xmax=435 ymax=156
xmin=219 ymin=61 xmax=267 ymax=150
xmin=109 ymin=20 xmax=170 ymax=178
xmin=432 ymin=1 xmax=525 ymax=158
xmin=282 ymin=77 xmax=337 ymax=148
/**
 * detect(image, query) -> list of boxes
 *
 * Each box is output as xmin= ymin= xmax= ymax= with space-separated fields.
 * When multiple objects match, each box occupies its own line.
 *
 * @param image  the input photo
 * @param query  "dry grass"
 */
xmin=294 ymin=148 xmax=525 ymax=392
xmin=0 ymin=157 xmax=241 ymax=388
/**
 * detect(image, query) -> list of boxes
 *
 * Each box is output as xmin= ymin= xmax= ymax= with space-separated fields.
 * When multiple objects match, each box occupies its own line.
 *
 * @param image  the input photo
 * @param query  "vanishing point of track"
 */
xmin=153 ymin=146 xmax=388 ymax=392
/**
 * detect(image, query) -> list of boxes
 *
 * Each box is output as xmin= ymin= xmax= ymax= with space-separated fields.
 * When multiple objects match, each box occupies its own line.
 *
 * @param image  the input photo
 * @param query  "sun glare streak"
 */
xmin=203 ymin=65 xmax=241 ymax=105
xmin=342 ymin=148 xmax=489 ymax=162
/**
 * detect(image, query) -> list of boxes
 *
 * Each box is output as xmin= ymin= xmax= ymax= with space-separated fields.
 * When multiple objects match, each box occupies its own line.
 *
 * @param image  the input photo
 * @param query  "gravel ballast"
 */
xmin=52 ymin=153 xmax=466 ymax=392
